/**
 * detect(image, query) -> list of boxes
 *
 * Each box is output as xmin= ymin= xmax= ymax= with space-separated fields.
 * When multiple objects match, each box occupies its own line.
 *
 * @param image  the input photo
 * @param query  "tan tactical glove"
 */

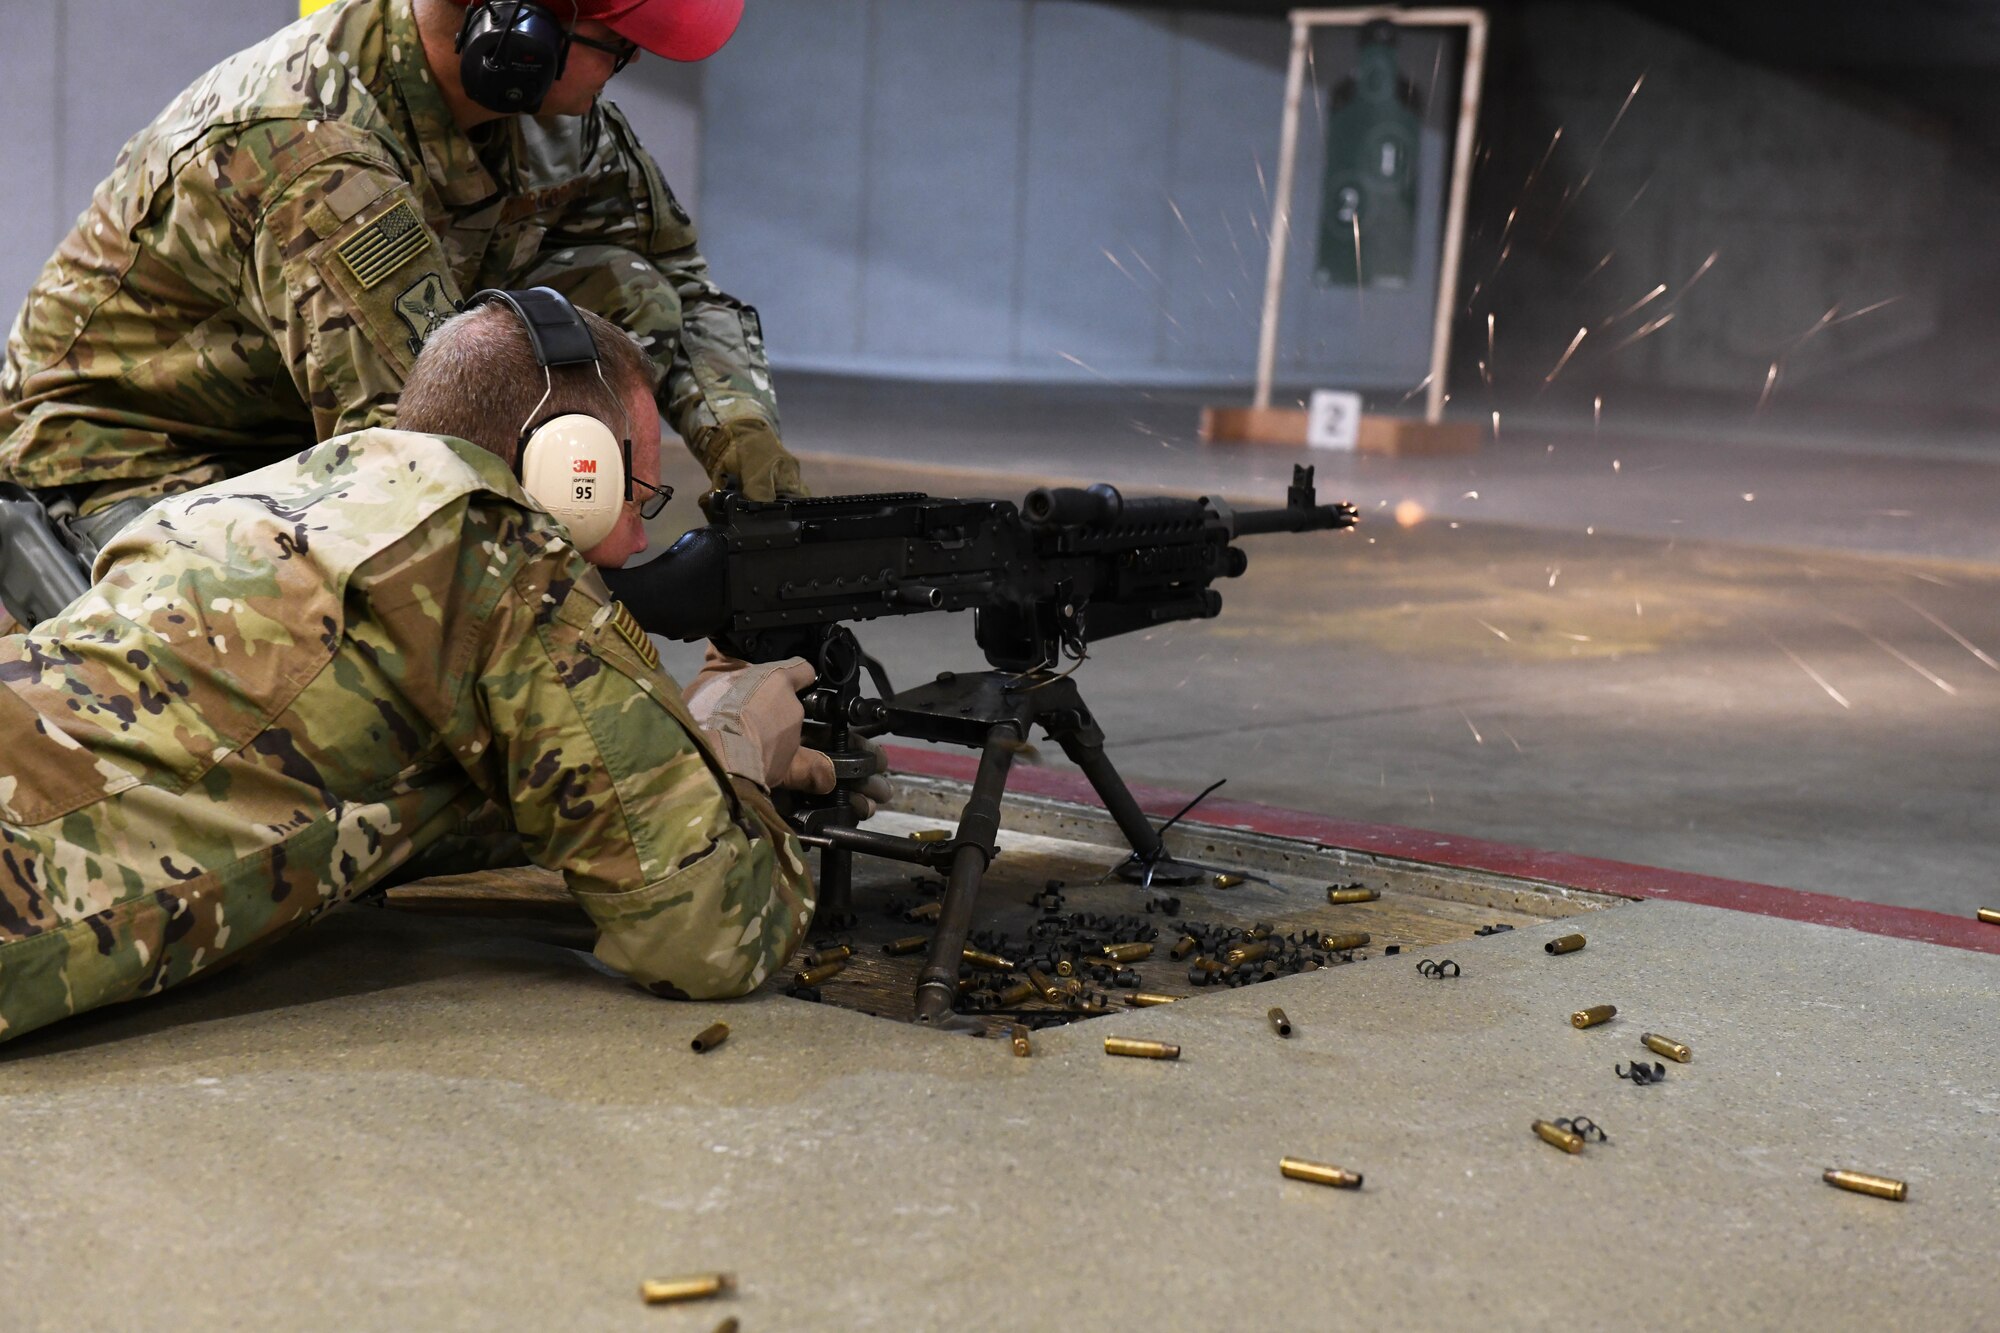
xmin=843 ymin=733 xmax=896 ymax=820
xmin=683 ymin=648 xmax=833 ymax=793
xmin=702 ymin=419 xmax=807 ymax=502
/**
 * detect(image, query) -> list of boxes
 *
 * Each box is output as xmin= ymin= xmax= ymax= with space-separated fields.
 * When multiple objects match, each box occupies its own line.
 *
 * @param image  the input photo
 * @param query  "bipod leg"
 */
xmin=1051 ymin=724 xmax=1206 ymax=888
xmin=815 ymin=842 xmax=855 ymax=932
xmin=912 ymin=723 xmax=1018 ymax=1026
xmin=804 ymin=625 xmax=866 ymax=931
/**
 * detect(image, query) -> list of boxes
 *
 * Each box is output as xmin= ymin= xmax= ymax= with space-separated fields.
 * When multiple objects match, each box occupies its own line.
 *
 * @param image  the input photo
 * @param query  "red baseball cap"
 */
xmin=586 ymin=0 xmax=744 ymax=61
xmin=450 ymin=1 xmax=745 ymax=62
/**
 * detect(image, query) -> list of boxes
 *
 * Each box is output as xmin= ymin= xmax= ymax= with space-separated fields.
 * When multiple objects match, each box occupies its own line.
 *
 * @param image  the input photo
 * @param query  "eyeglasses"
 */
xmin=631 ymin=475 xmax=673 ymax=520
xmin=567 ymin=30 xmax=639 ymax=73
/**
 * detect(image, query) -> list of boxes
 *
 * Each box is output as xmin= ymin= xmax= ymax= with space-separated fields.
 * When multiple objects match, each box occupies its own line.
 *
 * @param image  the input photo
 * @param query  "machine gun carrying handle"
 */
xmin=1022 ymin=483 xmax=1122 ymax=529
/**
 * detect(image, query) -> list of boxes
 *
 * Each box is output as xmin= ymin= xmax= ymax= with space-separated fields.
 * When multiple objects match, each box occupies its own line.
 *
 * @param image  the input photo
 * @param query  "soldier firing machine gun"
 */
xmin=603 ymin=465 xmax=1356 ymax=1027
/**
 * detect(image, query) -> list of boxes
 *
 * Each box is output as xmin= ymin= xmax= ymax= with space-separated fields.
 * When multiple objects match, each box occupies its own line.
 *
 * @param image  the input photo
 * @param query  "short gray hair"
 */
xmin=396 ymin=300 xmax=655 ymax=465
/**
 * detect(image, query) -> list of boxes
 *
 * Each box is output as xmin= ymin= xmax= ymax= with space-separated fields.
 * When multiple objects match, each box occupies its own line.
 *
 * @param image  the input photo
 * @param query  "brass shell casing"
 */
xmin=905 ymin=901 xmax=943 ymax=924
xmin=1268 ymin=1007 xmax=1293 ymax=1037
xmin=1317 ymin=931 xmax=1371 ymax=953
xmin=1571 ymin=1004 xmax=1617 ymax=1029
xmin=640 ymin=1273 xmax=733 ymax=1304
xmin=962 ymin=948 xmax=1016 ymax=972
xmin=690 ymin=1022 xmax=729 ymax=1054
xmin=1027 ymin=968 xmax=1063 ymax=1002
xmin=1103 ymin=942 xmax=1154 ymax=963
xmin=1055 ymin=959 xmax=1077 ymax=977
xmin=1545 ymin=934 xmax=1586 ymax=955
xmin=1533 ymin=1120 xmax=1586 ymax=1154
xmin=909 ymin=828 xmax=951 ymax=842
xmin=1280 ymin=1157 xmax=1362 ymax=1188
xmin=796 ymin=960 xmax=847 ymax=987
xmin=806 ymin=944 xmax=852 ymax=967
xmin=1640 ymin=1031 xmax=1692 ymax=1063
xmin=1170 ymin=934 xmax=1200 ymax=960
xmin=995 ymin=980 xmax=1037 ymax=1007
xmin=883 ymin=935 xmax=928 ymax=956
xmin=1326 ymin=886 xmax=1380 ymax=905
xmin=1010 ymin=1024 xmax=1032 ymax=1057
xmin=1978 ymin=908 xmax=2000 ymax=926
xmin=1105 ymin=1036 xmax=1181 ymax=1060
xmin=1823 ymin=1168 xmax=1907 ymax=1201
xmin=1128 ymin=992 xmax=1178 ymax=1007
xmin=712 ymin=1318 xmax=741 ymax=1333
xmin=1213 ymin=873 xmax=1245 ymax=888
xmin=1223 ymin=942 xmax=1272 ymax=967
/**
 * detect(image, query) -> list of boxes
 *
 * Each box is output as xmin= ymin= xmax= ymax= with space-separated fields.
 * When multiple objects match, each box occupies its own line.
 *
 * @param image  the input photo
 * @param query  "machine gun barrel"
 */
xmin=1228 ymin=499 xmax=1355 ymax=536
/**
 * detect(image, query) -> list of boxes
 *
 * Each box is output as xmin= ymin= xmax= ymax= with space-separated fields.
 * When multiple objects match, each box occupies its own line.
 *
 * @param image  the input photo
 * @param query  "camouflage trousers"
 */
xmin=0 ymin=774 xmax=495 ymax=1045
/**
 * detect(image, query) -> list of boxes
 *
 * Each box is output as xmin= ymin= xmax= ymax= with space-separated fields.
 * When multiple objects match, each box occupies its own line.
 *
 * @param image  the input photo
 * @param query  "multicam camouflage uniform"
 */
xmin=0 ymin=428 xmax=815 ymax=1043
xmin=0 ymin=0 xmax=800 ymax=512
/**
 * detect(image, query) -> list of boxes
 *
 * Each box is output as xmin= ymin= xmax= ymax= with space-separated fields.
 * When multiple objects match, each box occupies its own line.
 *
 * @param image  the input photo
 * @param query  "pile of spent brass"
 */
xmin=936 ymin=876 xmax=1376 ymax=1020
xmin=850 ymin=875 xmax=1385 ymax=1032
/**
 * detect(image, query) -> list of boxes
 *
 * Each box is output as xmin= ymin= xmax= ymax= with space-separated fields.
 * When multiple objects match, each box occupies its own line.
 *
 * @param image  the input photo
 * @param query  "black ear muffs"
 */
xmin=455 ymin=1 xmax=569 ymax=115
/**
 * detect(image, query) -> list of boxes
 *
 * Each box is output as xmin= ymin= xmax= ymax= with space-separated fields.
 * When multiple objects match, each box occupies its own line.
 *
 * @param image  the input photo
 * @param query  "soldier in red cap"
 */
xmin=0 ymin=0 xmax=800 ymax=629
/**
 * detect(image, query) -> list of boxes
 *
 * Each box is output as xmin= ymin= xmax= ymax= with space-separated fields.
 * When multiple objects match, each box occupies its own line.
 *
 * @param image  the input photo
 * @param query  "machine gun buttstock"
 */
xmin=598 ymin=526 xmax=731 ymax=643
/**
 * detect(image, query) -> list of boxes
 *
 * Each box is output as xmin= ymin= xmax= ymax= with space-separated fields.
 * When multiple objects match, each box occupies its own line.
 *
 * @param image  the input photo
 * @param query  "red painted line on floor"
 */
xmin=883 ymin=745 xmax=2000 ymax=956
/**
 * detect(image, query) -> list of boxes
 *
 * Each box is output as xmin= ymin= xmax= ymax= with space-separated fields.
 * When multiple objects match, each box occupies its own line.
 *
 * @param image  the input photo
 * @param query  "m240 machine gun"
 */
xmin=603 ymin=465 xmax=1356 ymax=1026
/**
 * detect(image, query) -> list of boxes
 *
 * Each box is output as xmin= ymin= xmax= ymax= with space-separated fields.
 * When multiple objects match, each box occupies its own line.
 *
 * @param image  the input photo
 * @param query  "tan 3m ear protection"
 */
xmin=515 ymin=411 xmax=626 ymax=549
xmin=464 ymin=286 xmax=659 ymax=550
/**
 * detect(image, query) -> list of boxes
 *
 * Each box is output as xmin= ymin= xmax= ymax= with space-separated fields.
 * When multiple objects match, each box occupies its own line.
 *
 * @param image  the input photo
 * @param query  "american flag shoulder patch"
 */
xmin=608 ymin=602 xmax=661 ymax=673
xmin=337 ymin=199 xmax=430 ymax=289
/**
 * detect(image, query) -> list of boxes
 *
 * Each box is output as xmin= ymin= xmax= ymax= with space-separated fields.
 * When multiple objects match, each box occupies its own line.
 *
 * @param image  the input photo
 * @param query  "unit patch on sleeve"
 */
xmin=337 ymin=199 xmax=430 ymax=289
xmin=608 ymin=601 xmax=662 ymax=673
xmin=394 ymin=272 xmax=458 ymax=357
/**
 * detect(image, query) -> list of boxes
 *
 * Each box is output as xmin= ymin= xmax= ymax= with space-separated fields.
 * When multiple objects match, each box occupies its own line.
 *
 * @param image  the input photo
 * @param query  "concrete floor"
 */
xmin=5 ymin=377 xmax=1995 ymax=1328
xmin=640 ymin=381 xmax=2000 ymax=917
xmin=4 ymin=865 xmax=1993 ymax=1329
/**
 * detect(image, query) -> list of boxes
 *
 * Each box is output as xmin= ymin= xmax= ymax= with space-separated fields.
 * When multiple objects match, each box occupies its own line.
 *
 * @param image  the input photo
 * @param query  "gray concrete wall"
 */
xmin=698 ymin=0 xmax=1454 ymax=390
xmin=0 ymin=0 xmax=294 ymax=319
xmin=4 ymin=0 xmax=1996 ymax=415
xmin=1461 ymin=2 xmax=2000 ymax=416
xmin=700 ymin=0 xmax=2000 ymax=410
